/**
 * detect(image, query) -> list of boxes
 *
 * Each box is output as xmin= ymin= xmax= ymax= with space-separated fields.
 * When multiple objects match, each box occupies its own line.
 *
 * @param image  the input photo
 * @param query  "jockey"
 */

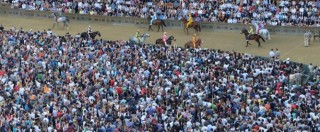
xmin=257 ymin=21 xmax=264 ymax=34
xmin=87 ymin=25 xmax=92 ymax=39
xmin=247 ymin=26 xmax=254 ymax=40
xmin=162 ymin=32 xmax=168 ymax=46
xmin=249 ymin=26 xmax=254 ymax=35
xmin=135 ymin=30 xmax=142 ymax=42
xmin=192 ymin=33 xmax=197 ymax=48
xmin=186 ymin=14 xmax=193 ymax=28
xmin=58 ymin=11 xmax=63 ymax=17
xmin=150 ymin=13 xmax=157 ymax=26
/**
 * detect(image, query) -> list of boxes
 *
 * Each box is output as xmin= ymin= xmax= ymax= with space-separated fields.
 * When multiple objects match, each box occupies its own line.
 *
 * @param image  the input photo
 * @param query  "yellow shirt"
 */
xmin=188 ymin=16 xmax=193 ymax=22
xmin=249 ymin=28 xmax=254 ymax=34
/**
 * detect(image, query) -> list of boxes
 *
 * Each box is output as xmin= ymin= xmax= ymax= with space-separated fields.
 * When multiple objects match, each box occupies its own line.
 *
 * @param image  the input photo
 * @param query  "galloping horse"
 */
xmin=155 ymin=36 xmax=176 ymax=46
xmin=80 ymin=31 xmax=101 ymax=39
xmin=181 ymin=18 xmax=201 ymax=35
xmin=51 ymin=12 xmax=70 ymax=30
xmin=129 ymin=33 xmax=151 ymax=45
xmin=240 ymin=29 xmax=265 ymax=47
xmin=184 ymin=38 xmax=203 ymax=49
xmin=147 ymin=16 xmax=166 ymax=32
xmin=253 ymin=22 xmax=271 ymax=40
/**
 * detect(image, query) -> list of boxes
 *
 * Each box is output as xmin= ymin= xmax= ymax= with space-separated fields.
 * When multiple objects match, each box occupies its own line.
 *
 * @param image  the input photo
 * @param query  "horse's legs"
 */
xmin=256 ymin=40 xmax=261 ymax=47
xmin=52 ymin=22 xmax=56 ymax=29
xmin=65 ymin=22 xmax=69 ymax=30
xmin=161 ymin=25 xmax=164 ymax=32
xmin=157 ymin=25 xmax=160 ymax=32
xmin=246 ymin=41 xmax=249 ymax=47
xmin=148 ymin=25 xmax=153 ymax=31
xmin=186 ymin=28 xmax=189 ymax=35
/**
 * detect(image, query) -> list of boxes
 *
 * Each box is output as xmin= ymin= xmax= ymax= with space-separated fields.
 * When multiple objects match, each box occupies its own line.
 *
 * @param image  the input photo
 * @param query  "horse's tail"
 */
xmin=161 ymin=20 xmax=166 ymax=27
xmin=198 ymin=25 xmax=201 ymax=32
xmin=259 ymin=35 xmax=265 ymax=42
xmin=66 ymin=18 xmax=70 ymax=23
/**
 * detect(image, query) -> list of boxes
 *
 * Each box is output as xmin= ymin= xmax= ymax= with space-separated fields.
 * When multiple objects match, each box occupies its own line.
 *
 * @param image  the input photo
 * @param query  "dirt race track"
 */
xmin=1 ymin=15 xmax=319 ymax=66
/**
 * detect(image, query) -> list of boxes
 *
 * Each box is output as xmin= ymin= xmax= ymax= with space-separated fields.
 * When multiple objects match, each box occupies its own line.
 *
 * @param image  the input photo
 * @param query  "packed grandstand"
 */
xmin=0 ymin=24 xmax=319 ymax=132
xmin=9 ymin=0 xmax=320 ymax=26
xmin=0 ymin=0 xmax=320 ymax=132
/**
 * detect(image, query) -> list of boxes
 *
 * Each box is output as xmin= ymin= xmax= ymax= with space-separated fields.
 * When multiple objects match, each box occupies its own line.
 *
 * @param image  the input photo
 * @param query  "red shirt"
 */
xmin=109 ymin=79 xmax=115 ymax=87
xmin=116 ymin=87 xmax=123 ymax=95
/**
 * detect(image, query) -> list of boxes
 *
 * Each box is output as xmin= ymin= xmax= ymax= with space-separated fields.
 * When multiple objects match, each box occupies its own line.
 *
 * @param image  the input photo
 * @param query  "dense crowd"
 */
xmin=9 ymin=0 xmax=320 ymax=27
xmin=0 ymin=26 xmax=319 ymax=131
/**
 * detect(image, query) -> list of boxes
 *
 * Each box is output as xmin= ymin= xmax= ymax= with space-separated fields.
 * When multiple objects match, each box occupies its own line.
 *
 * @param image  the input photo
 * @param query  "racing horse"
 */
xmin=241 ymin=29 xmax=265 ymax=47
xmin=253 ymin=22 xmax=271 ymax=40
xmin=51 ymin=12 xmax=70 ymax=30
xmin=129 ymin=33 xmax=151 ymax=45
xmin=155 ymin=36 xmax=176 ymax=46
xmin=80 ymin=31 xmax=101 ymax=39
xmin=184 ymin=38 xmax=203 ymax=49
xmin=147 ymin=15 xmax=166 ymax=32
xmin=181 ymin=18 xmax=201 ymax=35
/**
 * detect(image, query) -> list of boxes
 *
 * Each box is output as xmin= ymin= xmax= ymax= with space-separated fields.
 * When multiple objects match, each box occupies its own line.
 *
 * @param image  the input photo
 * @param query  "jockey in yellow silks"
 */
xmin=135 ymin=30 xmax=142 ymax=43
xmin=186 ymin=14 xmax=193 ymax=28
xmin=249 ymin=26 xmax=254 ymax=35
xmin=192 ymin=33 xmax=197 ymax=48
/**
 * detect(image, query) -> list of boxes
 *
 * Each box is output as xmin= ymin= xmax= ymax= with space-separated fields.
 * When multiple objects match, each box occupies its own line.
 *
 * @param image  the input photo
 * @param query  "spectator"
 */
xmin=9 ymin=0 xmax=320 ymax=27
xmin=268 ymin=48 xmax=275 ymax=59
xmin=0 ymin=26 xmax=316 ymax=132
xmin=275 ymin=48 xmax=280 ymax=59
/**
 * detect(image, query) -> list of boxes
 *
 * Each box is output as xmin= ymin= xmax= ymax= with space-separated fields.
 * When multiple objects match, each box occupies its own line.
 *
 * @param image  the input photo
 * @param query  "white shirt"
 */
xmin=269 ymin=51 xmax=275 ymax=58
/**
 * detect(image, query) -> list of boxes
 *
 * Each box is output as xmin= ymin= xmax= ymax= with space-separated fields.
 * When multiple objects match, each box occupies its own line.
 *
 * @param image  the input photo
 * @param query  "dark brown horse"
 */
xmin=181 ymin=18 xmax=201 ymax=35
xmin=185 ymin=38 xmax=203 ymax=49
xmin=155 ymin=36 xmax=176 ymax=46
xmin=147 ymin=16 xmax=166 ymax=32
xmin=241 ymin=29 xmax=265 ymax=47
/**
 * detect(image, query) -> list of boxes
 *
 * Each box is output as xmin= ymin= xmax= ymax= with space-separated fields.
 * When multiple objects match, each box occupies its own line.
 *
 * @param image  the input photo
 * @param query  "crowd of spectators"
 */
xmin=0 ymin=26 xmax=320 ymax=131
xmin=8 ymin=0 xmax=320 ymax=27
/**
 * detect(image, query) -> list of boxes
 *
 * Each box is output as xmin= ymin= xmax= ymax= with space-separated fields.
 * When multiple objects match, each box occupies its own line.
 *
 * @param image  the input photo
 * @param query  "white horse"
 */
xmin=253 ymin=22 xmax=270 ymax=40
xmin=129 ymin=33 xmax=150 ymax=45
xmin=304 ymin=30 xmax=312 ymax=47
xmin=51 ymin=12 xmax=70 ymax=30
xmin=289 ymin=73 xmax=303 ymax=85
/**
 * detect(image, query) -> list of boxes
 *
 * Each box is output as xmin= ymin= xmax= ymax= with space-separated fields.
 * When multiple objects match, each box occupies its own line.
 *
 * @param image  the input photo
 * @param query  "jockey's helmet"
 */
xmin=164 ymin=32 xmax=167 ymax=35
xmin=137 ymin=30 xmax=140 ymax=32
xmin=194 ymin=33 xmax=197 ymax=36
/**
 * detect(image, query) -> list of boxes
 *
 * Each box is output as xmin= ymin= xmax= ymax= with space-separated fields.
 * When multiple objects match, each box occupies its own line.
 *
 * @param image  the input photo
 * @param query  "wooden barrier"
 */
xmin=0 ymin=5 xmax=317 ymax=34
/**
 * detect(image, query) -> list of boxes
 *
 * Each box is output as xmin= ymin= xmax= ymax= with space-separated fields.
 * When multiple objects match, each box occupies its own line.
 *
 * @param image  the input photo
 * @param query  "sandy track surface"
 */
xmin=0 ymin=15 xmax=319 ymax=66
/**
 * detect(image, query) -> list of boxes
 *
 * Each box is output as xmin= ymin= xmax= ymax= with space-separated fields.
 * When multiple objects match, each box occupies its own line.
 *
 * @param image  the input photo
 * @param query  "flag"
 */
xmin=44 ymin=84 xmax=51 ymax=94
